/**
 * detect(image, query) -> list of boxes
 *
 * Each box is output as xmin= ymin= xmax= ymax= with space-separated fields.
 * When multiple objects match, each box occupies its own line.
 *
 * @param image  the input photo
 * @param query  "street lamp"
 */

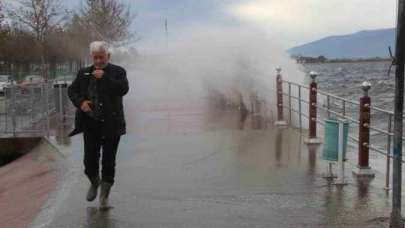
xmin=390 ymin=1 xmax=405 ymax=227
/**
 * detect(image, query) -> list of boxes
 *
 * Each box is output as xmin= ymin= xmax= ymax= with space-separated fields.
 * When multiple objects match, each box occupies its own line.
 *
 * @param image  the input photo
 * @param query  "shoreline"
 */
xmin=296 ymin=59 xmax=392 ymax=64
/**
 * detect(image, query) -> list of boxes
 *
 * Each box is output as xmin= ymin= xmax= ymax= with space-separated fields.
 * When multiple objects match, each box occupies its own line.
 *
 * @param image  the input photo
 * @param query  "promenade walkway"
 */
xmin=27 ymin=97 xmax=393 ymax=228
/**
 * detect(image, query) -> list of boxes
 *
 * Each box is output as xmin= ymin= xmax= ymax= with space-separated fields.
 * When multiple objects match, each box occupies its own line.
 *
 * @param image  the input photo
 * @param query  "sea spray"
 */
xmin=116 ymin=25 xmax=308 ymax=130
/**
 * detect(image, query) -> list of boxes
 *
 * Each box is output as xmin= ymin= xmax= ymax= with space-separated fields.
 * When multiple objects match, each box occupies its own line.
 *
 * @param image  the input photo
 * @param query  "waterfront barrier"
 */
xmin=276 ymin=68 xmax=397 ymax=189
xmin=0 ymin=82 xmax=74 ymax=138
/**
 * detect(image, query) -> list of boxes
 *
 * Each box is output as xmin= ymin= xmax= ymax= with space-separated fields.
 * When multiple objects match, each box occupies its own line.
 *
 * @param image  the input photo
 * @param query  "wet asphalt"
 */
xmin=34 ymin=99 xmax=394 ymax=228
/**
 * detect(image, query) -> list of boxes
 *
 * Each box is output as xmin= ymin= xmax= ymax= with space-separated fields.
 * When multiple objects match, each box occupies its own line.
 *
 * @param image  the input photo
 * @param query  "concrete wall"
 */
xmin=0 ymin=138 xmax=42 ymax=166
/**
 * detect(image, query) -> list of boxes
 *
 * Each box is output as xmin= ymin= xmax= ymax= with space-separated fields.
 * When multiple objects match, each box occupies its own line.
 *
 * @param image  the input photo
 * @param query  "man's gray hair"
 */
xmin=90 ymin=41 xmax=110 ymax=54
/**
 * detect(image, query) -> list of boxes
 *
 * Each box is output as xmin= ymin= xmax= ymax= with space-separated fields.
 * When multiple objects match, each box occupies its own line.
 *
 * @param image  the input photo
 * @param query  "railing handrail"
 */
xmin=317 ymin=90 xmax=360 ymax=106
xmin=0 ymin=81 xmax=73 ymax=138
xmin=276 ymin=72 xmax=397 ymax=190
xmin=282 ymin=80 xmax=396 ymax=115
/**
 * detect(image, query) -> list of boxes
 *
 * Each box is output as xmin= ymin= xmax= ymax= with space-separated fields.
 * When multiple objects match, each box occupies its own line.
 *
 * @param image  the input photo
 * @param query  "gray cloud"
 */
xmin=228 ymin=0 xmax=397 ymax=47
xmin=3 ymin=0 xmax=396 ymax=48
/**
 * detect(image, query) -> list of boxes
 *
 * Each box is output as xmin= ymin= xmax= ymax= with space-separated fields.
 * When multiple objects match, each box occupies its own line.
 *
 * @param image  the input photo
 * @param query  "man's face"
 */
xmin=91 ymin=50 xmax=110 ymax=69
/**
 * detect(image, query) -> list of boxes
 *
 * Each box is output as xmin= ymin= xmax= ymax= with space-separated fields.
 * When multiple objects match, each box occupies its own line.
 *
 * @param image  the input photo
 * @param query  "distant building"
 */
xmin=292 ymin=55 xmax=327 ymax=64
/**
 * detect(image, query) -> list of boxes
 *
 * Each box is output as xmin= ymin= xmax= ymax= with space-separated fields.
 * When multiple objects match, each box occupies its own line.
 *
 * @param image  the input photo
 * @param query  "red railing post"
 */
xmin=353 ymin=81 xmax=375 ymax=177
xmin=305 ymin=72 xmax=321 ymax=145
xmin=275 ymin=67 xmax=287 ymax=127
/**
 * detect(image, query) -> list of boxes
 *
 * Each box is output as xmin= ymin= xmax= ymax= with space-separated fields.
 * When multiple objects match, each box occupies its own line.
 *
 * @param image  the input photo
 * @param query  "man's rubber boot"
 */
xmin=99 ymin=181 xmax=113 ymax=209
xmin=86 ymin=177 xmax=100 ymax=202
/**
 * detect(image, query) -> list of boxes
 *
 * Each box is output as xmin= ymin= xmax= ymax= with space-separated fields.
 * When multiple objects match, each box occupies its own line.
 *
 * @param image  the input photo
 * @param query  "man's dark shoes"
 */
xmin=86 ymin=177 xmax=100 ymax=202
xmin=99 ymin=181 xmax=113 ymax=209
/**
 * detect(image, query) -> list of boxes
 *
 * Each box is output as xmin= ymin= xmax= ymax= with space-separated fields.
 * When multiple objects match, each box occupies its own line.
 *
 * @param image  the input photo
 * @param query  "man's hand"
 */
xmin=80 ymin=100 xmax=92 ymax=113
xmin=93 ymin=69 xmax=104 ymax=79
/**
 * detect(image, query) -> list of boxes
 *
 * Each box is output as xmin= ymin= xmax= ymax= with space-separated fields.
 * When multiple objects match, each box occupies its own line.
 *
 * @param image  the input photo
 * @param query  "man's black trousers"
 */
xmin=83 ymin=131 xmax=121 ymax=185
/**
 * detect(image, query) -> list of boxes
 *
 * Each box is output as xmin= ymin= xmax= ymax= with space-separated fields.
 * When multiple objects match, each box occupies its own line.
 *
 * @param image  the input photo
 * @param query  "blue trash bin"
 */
xmin=322 ymin=118 xmax=349 ymax=162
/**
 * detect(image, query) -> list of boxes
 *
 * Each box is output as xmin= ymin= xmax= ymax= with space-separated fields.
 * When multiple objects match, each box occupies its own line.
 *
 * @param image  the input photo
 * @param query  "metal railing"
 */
xmin=0 ymin=82 xmax=74 ymax=138
xmin=275 ymin=69 xmax=397 ymax=190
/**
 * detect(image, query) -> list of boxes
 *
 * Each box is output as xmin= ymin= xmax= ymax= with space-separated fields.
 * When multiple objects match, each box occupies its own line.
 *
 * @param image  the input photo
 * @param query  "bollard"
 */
xmin=305 ymin=71 xmax=322 ymax=145
xmin=336 ymin=119 xmax=349 ymax=185
xmin=10 ymin=86 xmax=17 ymax=137
xmin=274 ymin=67 xmax=287 ymax=127
xmin=353 ymin=81 xmax=375 ymax=177
xmin=54 ymin=83 xmax=68 ymax=122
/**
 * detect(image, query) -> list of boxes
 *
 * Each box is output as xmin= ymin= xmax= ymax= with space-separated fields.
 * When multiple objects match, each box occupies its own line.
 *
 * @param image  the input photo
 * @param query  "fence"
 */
xmin=0 ymin=82 xmax=73 ymax=138
xmin=275 ymin=68 xmax=397 ymax=190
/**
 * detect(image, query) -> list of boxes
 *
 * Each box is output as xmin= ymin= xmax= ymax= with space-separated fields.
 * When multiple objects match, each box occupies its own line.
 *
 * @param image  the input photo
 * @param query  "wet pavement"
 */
xmin=26 ymin=95 xmax=398 ymax=228
xmin=0 ymin=139 xmax=60 ymax=228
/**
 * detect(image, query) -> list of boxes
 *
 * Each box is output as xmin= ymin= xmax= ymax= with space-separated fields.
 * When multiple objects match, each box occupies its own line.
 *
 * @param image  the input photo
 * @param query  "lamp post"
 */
xmin=390 ymin=0 xmax=405 ymax=227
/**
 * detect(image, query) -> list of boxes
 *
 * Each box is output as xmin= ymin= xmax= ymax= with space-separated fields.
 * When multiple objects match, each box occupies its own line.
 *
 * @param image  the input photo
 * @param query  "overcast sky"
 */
xmin=5 ymin=0 xmax=398 ymax=48
xmin=229 ymin=0 xmax=397 ymax=47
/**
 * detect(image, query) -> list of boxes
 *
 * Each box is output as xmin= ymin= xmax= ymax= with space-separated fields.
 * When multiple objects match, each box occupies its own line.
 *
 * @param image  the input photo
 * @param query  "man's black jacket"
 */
xmin=68 ymin=63 xmax=129 ymax=137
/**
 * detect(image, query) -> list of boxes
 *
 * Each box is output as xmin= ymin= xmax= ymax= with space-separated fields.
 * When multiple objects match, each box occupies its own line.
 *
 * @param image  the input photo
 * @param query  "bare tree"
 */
xmin=0 ymin=0 xmax=135 ymax=76
xmin=8 ymin=0 xmax=65 ymax=42
xmin=0 ymin=1 xmax=6 ymax=41
xmin=65 ymin=13 xmax=93 ymax=59
xmin=0 ymin=1 xmax=4 ymax=25
xmin=80 ymin=0 xmax=134 ymax=43
xmin=7 ymin=0 xmax=67 ymax=79
xmin=0 ymin=26 xmax=41 ymax=77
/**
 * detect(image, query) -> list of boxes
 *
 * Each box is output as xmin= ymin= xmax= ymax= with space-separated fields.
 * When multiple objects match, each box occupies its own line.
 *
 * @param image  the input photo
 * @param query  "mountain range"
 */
xmin=289 ymin=28 xmax=395 ymax=59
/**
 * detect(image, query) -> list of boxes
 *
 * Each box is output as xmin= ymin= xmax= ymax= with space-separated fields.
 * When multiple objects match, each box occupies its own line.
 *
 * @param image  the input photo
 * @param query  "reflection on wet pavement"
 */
xmin=85 ymin=207 xmax=119 ymax=228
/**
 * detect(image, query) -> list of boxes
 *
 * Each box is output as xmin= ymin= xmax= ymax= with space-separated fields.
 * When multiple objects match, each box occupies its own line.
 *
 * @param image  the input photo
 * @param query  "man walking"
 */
xmin=68 ymin=41 xmax=129 ymax=209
